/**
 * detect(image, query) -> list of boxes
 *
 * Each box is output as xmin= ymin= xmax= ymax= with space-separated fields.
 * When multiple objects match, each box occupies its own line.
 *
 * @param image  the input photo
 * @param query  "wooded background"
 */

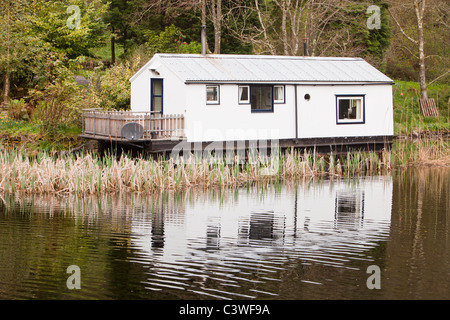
xmin=0 ymin=0 xmax=448 ymax=125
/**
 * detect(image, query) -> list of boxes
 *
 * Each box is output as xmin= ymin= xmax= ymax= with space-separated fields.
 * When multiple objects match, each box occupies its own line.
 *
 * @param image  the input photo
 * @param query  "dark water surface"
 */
xmin=0 ymin=168 xmax=449 ymax=300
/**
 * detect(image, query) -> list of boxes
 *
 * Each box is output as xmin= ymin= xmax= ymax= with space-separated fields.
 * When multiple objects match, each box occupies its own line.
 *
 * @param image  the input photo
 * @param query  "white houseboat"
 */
xmin=82 ymin=53 xmax=394 ymax=153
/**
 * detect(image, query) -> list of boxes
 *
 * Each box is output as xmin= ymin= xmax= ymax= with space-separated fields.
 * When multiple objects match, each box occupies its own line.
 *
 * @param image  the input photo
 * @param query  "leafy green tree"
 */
xmin=102 ymin=0 xmax=137 ymax=63
xmin=364 ymin=2 xmax=391 ymax=59
xmin=0 ymin=0 xmax=48 ymax=105
xmin=29 ymin=53 xmax=85 ymax=131
xmin=30 ymin=0 xmax=109 ymax=59
xmin=144 ymin=25 xmax=201 ymax=55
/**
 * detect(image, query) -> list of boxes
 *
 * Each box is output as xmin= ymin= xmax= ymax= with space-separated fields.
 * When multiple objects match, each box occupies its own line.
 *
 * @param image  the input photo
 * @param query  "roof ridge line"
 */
xmin=156 ymin=53 xmax=363 ymax=61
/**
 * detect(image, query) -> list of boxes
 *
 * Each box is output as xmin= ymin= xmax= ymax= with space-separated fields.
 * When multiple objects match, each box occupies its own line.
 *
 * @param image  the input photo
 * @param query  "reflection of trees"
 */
xmin=386 ymin=168 xmax=450 ymax=299
xmin=0 ymin=192 xmax=185 ymax=299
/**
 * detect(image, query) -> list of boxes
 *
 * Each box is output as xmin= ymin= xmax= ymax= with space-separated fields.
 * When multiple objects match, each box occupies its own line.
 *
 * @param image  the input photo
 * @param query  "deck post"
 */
xmin=121 ymin=111 xmax=124 ymax=139
xmin=108 ymin=112 xmax=111 ymax=138
xmin=82 ymin=110 xmax=85 ymax=134
xmin=93 ymin=110 xmax=96 ymax=136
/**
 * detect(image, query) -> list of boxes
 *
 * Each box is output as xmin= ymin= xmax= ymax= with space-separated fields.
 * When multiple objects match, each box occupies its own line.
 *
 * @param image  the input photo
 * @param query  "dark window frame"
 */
xmin=250 ymin=84 xmax=274 ymax=113
xmin=151 ymin=78 xmax=163 ymax=113
xmin=206 ymin=85 xmax=220 ymax=105
xmin=335 ymin=94 xmax=366 ymax=125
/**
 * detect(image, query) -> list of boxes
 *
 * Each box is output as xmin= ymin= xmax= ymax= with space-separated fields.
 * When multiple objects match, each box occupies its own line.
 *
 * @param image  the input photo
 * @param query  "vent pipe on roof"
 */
xmin=201 ymin=25 xmax=207 ymax=55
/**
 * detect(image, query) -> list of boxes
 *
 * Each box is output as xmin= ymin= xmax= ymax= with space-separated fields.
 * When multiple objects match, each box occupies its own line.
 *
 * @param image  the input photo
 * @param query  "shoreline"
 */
xmin=0 ymin=136 xmax=448 ymax=195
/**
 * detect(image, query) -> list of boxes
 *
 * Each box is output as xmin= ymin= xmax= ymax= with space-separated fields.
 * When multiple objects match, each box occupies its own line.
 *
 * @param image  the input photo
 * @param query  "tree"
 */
xmin=30 ymin=0 xmax=109 ymax=59
xmin=362 ymin=1 xmax=391 ymax=68
xmin=102 ymin=0 xmax=136 ymax=63
xmin=144 ymin=24 xmax=201 ymax=54
xmin=208 ymin=0 xmax=223 ymax=53
xmin=225 ymin=0 xmax=384 ymax=57
xmin=128 ymin=0 xmax=202 ymax=48
xmin=389 ymin=0 xmax=450 ymax=98
xmin=389 ymin=0 xmax=428 ymax=98
xmin=0 ymin=0 xmax=48 ymax=105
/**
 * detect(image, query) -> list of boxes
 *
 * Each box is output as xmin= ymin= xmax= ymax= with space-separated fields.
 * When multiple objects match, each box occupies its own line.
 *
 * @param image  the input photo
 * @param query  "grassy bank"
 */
xmin=0 ymin=138 xmax=448 ymax=195
xmin=393 ymin=80 xmax=449 ymax=135
xmin=0 ymin=114 xmax=85 ymax=155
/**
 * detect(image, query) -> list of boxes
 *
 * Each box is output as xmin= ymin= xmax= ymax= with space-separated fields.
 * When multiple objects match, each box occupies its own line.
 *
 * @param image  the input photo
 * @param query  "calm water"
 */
xmin=0 ymin=168 xmax=449 ymax=300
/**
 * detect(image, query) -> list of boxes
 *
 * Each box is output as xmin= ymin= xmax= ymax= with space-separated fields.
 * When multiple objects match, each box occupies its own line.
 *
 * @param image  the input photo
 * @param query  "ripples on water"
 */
xmin=0 ymin=168 xmax=449 ymax=300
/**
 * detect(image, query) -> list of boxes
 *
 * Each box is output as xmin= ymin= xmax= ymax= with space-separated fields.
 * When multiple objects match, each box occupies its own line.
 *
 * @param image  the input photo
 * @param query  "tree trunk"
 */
xmin=415 ymin=0 xmax=427 ymax=99
xmin=3 ymin=72 xmax=10 ymax=107
xmin=202 ymin=0 xmax=207 ymax=26
xmin=281 ymin=0 xmax=289 ymax=55
xmin=254 ymin=0 xmax=277 ymax=55
xmin=111 ymin=35 xmax=116 ymax=65
xmin=3 ymin=1 xmax=11 ymax=106
xmin=213 ymin=0 xmax=222 ymax=54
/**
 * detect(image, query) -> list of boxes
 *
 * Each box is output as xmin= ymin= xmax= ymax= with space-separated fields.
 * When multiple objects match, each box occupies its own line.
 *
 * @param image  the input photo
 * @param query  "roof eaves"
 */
xmin=129 ymin=54 xmax=162 ymax=83
xmin=184 ymin=80 xmax=395 ymax=85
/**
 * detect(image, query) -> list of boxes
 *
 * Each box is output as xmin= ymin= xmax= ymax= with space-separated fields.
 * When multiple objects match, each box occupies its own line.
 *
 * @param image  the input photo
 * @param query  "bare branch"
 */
xmin=428 ymin=69 xmax=450 ymax=86
xmin=388 ymin=8 xmax=418 ymax=45
xmin=254 ymin=0 xmax=277 ymax=55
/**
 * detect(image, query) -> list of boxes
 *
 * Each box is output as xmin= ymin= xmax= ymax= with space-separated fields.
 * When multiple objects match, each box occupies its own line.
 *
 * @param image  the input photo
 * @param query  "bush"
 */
xmin=7 ymin=99 xmax=28 ymax=120
xmin=88 ymin=56 xmax=143 ymax=110
xmin=30 ymin=77 xmax=84 ymax=132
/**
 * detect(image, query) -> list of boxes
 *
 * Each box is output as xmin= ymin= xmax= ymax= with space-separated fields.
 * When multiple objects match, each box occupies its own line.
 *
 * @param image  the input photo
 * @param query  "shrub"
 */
xmin=29 ymin=69 xmax=89 ymax=132
xmin=7 ymin=99 xmax=28 ymax=120
xmin=30 ymin=79 xmax=80 ymax=132
xmin=89 ymin=56 xmax=142 ymax=110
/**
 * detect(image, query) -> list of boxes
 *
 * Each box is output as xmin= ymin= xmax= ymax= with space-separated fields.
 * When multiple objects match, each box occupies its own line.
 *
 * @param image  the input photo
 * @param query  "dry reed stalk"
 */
xmin=1 ymin=139 xmax=447 ymax=194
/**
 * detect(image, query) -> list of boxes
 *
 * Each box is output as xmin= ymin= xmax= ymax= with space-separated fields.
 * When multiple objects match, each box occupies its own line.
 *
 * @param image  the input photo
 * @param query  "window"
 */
xmin=238 ymin=86 xmax=250 ymax=104
xmin=274 ymin=85 xmax=285 ymax=104
xmin=251 ymin=85 xmax=273 ymax=112
xmin=334 ymin=191 xmax=364 ymax=224
xmin=336 ymin=95 xmax=365 ymax=124
xmin=206 ymin=85 xmax=220 ymax=104
xmin=151 ymin=79 xmax=163 ymax=113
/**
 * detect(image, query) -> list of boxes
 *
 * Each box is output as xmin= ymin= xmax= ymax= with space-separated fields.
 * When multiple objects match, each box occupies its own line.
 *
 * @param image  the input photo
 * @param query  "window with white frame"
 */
xmin=336 ymin=95 xmax=365 ymax=124
xmin=274 ymin=85 xmax=285 ymax=104
xmin=238 ymin=85 xmax=250 ymax=104
xmin=206 ymin=85 xmax=220 ymax=104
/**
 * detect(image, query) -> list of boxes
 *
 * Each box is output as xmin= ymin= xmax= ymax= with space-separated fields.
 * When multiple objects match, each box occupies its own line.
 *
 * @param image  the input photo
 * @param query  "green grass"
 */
xmin=393 ymin=80 xmax=450 ymax=135
xmin=91 ymin=41 xmax=125 ymax=61
xmin=0 ymin=114 xmax=83 ymax=154
xmin=0 ymin=116 xmax=40 ymax=135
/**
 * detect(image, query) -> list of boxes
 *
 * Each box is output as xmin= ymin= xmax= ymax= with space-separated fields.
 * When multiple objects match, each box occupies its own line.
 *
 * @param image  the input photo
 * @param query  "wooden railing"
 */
xmin=82 ymin=109 xmax=185 ymax=140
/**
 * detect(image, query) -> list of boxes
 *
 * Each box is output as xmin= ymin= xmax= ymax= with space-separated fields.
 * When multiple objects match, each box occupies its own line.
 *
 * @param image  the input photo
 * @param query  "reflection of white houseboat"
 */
xmin=132 ymin=177 xmax=393 ymax=263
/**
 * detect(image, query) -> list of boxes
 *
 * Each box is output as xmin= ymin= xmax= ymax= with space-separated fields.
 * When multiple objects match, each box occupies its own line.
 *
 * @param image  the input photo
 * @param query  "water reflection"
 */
xmin=0 ymin=168 xmax=449 ymax=300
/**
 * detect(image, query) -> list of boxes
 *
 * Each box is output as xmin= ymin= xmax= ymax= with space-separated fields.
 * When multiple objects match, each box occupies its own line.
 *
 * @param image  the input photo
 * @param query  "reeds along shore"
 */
xmin=0 ymin=138 xmax=448 ymax=195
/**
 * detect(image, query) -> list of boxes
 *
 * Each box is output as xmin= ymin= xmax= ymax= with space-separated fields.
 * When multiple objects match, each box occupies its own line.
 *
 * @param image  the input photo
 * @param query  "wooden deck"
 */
xmin=80 ymin=109 xmax=185 ymax=142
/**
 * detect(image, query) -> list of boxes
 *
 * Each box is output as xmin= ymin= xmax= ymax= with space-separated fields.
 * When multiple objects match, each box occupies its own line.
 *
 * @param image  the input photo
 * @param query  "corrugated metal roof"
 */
xmin=155 ymin=54 xmax=393 ymax=84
